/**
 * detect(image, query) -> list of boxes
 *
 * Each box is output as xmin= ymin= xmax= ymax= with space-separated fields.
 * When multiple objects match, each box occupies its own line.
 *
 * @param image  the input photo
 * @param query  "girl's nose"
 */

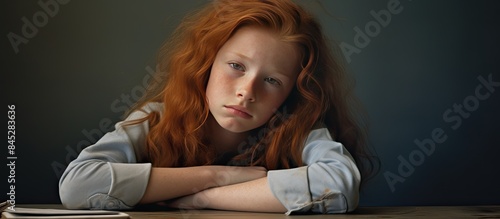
xmin=236 ymin=76 xmax=257 ymax=102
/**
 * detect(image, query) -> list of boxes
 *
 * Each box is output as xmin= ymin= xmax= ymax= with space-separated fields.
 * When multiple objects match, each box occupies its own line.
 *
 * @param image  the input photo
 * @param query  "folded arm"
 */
xmin=139 ymin=166 xmax=267 ymax=205
xmin=168 ymin=128 xmax=361 ymax=214
xmin=167 ymin=177 xmax=286 ymax=213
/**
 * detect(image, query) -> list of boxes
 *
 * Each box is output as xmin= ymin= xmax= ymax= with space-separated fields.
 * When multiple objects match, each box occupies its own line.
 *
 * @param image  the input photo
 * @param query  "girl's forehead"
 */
xmin=218 ymin=26 xmax=302 ymax=77
xmin=221 ymin=26 xmax=298 ymax=57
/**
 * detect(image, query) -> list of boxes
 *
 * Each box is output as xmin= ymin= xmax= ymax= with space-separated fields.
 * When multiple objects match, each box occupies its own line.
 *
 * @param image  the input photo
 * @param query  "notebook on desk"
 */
xmin=1 ymin=207 xmax=129 ymax=219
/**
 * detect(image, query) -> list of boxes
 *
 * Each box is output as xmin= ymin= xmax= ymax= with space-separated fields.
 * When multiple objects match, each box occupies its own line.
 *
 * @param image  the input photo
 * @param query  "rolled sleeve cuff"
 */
xmin=267 ymin=166 xmax=311 ymax=215
xmin=108 ymin=162 xmax=152 ymax=206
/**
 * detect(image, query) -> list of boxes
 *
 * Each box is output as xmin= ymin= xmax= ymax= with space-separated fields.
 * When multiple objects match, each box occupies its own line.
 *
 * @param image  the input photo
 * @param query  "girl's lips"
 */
xmin=225 ymin=105 xmax=252 ymax=119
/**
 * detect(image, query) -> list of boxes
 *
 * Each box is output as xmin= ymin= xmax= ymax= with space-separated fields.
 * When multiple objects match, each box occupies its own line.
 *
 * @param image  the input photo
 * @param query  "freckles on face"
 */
xmin=206 ymin=26 xmax=302 ymax=133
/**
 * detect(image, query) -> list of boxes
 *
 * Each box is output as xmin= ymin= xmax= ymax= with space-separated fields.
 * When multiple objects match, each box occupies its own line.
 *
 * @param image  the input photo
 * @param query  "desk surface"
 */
xmin=17 ymin=205 xmax=500 ymax=219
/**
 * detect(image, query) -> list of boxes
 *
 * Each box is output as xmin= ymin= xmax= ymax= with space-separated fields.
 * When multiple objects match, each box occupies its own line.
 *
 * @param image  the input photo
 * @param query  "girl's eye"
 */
xmin=264 ymin=77 xmax=282 ymax=86
xmin=229 ymin=63 xmax=245 ymax=71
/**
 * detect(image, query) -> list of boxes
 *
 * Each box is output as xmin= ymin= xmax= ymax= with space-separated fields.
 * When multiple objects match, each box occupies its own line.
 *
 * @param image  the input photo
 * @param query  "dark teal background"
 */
xmin=2 ymin=1 xmax=499 ymax=206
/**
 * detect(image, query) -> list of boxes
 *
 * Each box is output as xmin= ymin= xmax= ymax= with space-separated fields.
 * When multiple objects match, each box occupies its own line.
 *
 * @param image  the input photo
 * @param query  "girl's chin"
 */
xmin=220 ymin=124 xmax=252 ymax=133
xmin=217 ymin=121 xmax=256 ymax=133
xmin=210 ymin=114 xmax=260 ymax=133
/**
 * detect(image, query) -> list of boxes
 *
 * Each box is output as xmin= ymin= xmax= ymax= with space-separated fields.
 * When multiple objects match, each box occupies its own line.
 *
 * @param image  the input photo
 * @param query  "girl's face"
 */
xmin=206 ymin=26 xmax=301 ymax=133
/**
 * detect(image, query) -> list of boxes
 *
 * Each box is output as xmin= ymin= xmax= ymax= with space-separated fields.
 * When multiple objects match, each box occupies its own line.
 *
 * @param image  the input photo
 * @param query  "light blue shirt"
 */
xmin=59 ymin=103 xmax=360 ymax=214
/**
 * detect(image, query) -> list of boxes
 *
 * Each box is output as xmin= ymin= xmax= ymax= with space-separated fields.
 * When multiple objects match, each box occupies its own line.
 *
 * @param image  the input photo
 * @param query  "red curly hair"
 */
xmin=129 ymin=0 xmax=378 ymax=183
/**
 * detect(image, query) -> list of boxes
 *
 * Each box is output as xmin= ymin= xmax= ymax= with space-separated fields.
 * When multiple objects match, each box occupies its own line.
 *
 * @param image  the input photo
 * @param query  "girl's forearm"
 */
xmin=170 ymin=177 xmax=287 ymax=213
xmin=206 ymin=177 xmax=287 ymax=212
xmin=139 ymin=166 xmax=267 ymax=204
xmin=139 ymin=166 xmax=215 ymax=204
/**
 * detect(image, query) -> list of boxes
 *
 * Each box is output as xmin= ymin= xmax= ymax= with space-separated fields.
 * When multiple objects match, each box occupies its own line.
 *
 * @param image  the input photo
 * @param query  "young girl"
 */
xmin=59 ymin=0 xmax=377 ymax=214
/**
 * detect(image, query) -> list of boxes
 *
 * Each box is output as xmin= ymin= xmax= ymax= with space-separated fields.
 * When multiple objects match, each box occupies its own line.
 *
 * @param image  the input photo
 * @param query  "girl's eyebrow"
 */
xmin=228 ymin=52 xmax=251 ymax=61
xmin=228 ymin=52 xmax=294 ymax=79
xmin=274 ymin=71 xmax=293 ymax=79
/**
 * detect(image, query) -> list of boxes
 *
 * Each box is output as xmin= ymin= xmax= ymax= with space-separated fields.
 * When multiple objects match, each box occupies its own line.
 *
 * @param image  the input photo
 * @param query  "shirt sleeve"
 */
xmin=58 ymin=103 xmax=163 ymax=210
xmin=267 ymin=128 xmax=361 ymax=214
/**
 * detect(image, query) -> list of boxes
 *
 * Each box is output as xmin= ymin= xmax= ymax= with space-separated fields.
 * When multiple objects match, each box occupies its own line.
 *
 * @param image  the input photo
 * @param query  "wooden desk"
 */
xmin=17 ymin=205 xmax=500 ymax=218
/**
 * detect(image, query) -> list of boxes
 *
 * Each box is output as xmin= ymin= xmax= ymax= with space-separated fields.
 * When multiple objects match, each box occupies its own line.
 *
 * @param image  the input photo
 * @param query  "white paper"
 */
xmin=2 ymin=208 xmax=129 ymax=219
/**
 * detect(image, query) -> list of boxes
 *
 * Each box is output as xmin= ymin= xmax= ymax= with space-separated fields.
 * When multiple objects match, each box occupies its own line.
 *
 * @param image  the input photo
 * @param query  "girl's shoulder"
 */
xmin=305 ymin=127 xmax=334 ymax=144
xmin=141 ymin=102 xmax=164 ymax=114
xmin=125 ymin=102 xmax=164 ymax=121
xmin=302 ymin=127 xmax=356 ymax=165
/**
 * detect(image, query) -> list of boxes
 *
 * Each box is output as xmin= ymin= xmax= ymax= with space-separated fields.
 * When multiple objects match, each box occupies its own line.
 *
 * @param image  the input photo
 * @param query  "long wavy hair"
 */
xmin=128 ymin=0 xmax=379 ymax=184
